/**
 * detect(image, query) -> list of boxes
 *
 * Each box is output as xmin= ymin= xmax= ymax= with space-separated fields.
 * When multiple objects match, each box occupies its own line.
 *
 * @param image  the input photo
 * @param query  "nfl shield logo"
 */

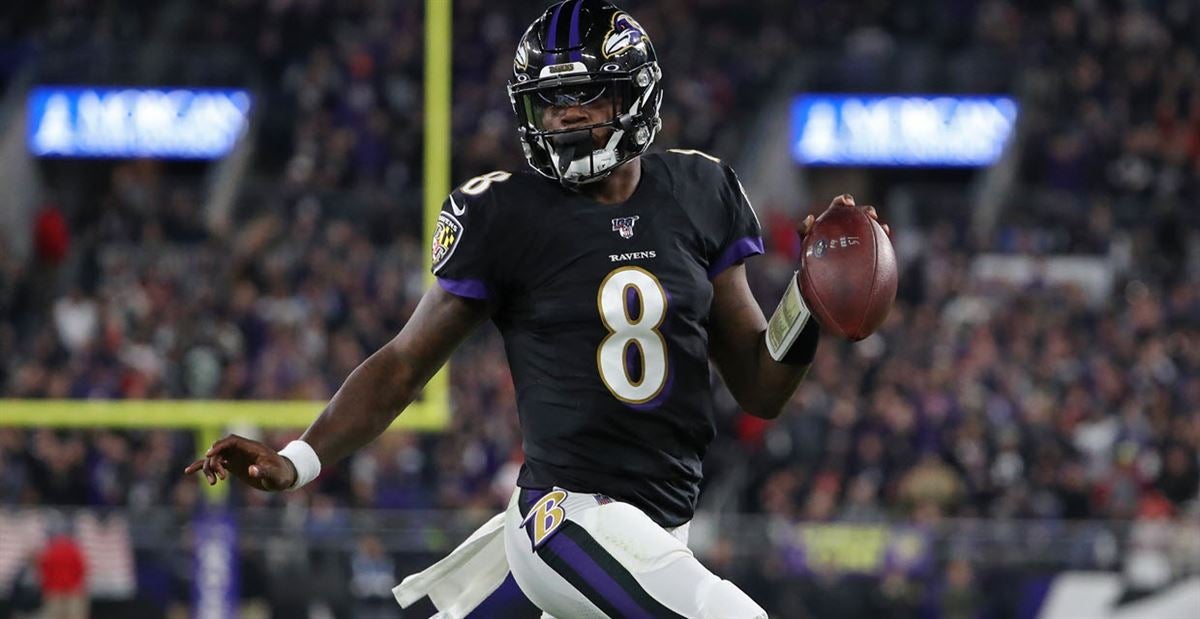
xmin=612 ymin=216 xmax=639 ymax=239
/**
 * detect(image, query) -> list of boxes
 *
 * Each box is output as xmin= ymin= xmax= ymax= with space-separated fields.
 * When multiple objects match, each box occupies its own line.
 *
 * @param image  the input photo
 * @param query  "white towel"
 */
xmin=393 ymin=512 xmax=511 ymax=619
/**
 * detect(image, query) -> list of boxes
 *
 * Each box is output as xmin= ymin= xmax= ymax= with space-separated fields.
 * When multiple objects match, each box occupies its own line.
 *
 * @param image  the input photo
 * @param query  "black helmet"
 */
xmin=508 ymin=0 xmax=663 ymax=186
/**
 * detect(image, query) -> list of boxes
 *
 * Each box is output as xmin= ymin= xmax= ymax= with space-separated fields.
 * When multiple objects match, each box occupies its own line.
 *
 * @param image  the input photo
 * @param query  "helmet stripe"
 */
xmin=546 ymin=1 xmax=565 ymax=49
xmin=568 ymin=0 xmax=585 ymax=61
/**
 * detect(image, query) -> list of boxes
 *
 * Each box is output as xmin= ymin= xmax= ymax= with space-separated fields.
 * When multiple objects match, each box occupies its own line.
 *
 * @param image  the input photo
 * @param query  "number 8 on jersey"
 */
xmin=596 ymin=266 xmax=668 ymax=405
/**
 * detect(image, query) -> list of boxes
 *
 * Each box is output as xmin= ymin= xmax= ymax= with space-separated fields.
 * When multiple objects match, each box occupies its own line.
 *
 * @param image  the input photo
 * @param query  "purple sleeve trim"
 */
xmin=708 ymin=236 xmax=765 ymax=279
xmin=437 ymin=277 xmax=489 ymax=300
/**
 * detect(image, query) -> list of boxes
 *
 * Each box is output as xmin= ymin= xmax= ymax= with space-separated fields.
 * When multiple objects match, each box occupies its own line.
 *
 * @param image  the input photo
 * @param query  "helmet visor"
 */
xmin=535 ymin=83 xmax=609 ymax=107
xmin=514 ymin=76 xmax=630 ymax=133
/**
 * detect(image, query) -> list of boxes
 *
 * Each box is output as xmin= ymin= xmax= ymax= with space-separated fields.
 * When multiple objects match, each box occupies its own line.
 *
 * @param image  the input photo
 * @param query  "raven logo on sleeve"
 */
xmin=431 ymin=212 xmax=464 ymax=272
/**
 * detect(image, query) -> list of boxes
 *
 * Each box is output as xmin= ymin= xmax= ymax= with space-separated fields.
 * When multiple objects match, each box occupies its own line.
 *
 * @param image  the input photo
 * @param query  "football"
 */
xmin=798 ymin=206 xmax=898 ymax=341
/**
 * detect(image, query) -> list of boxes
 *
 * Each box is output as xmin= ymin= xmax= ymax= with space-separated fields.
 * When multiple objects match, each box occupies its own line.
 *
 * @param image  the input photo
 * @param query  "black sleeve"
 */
xmin=707 ymin=163 xmax=764 ymax=279
xmin=430 ymin=184 xmax=499 ymax=300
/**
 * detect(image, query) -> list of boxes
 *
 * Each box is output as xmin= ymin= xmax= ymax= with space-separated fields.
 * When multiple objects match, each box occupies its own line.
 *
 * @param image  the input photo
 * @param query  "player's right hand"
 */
xmin=799 ymin=194 xmax=891 ymax=239
xmin=183 ymin=434 xmax=298 ymax=491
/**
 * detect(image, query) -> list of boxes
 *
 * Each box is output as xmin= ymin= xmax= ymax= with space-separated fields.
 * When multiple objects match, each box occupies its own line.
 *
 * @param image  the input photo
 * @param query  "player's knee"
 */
xmin=696 ymin=578 xmax=766 ymax=619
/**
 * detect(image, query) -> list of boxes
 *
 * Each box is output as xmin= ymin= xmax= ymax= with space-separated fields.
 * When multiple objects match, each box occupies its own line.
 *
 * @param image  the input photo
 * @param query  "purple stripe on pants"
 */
xmin=544 ymin=529 xmax=652 ymax=618
xmin=466 ymin=572 xmax=539 ymax=618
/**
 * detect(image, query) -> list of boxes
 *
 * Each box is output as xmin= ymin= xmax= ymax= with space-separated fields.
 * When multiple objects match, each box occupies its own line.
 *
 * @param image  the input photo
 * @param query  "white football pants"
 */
xmin=503 ymin=487 xmax=767 ymax=619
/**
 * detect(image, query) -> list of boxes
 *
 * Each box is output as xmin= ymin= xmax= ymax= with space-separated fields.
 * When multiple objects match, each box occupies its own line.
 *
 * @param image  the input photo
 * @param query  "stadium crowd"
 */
xmin=1 ymin=0 xmax=1199 ymax=617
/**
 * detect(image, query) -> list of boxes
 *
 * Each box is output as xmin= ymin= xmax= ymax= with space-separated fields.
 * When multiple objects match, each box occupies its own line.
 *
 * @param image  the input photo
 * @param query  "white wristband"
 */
xmin=278 ymin=440 xmax=321 ymax=490
xmin=765 ymin=272 xmax=814 ymax=362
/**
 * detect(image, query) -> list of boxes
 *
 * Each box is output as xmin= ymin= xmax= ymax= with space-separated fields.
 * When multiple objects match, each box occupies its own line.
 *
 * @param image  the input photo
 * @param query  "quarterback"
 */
xmin=187 ymin=1 xmax=887 ymax=617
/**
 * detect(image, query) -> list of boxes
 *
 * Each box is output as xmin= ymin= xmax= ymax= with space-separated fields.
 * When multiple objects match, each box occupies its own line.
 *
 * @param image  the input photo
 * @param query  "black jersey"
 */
xmin=431 ymin=150 xmax=763 ymax=527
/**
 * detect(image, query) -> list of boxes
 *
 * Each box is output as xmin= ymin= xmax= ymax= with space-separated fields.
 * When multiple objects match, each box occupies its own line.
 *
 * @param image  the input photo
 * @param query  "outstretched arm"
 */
xmin=185 ymin=284 xmax=489 ymax=490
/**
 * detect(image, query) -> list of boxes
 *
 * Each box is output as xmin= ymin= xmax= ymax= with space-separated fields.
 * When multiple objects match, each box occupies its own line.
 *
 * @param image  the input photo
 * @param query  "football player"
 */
xmin=187 ymin=1 xmax=888 ymax=617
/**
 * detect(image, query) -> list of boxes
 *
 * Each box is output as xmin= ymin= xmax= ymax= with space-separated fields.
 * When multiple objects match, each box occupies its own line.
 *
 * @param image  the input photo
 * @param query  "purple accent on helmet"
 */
xmin=544 ymin=530 xmax=647 ymax=618
xmin=568 ymin=0 xmax=585 ymax=61
xmin=437 ymin=277 xmax=488 ymax=300
xmin=708 ymin=236 xmax=765 ymax=279
xmin=547 ymin=2 xmax=565 ymax=50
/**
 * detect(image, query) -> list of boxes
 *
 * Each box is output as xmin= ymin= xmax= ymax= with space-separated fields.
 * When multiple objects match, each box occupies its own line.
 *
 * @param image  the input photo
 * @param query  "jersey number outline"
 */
xmin=596 ymin=266 xmax=668 ymax=404
xmin=460 ymin=170 xmax=511 ymax=196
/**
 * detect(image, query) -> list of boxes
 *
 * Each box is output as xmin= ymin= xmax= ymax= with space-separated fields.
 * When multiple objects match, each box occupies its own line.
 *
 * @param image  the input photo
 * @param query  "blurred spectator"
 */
xmin=38 ymin=513 xmax=88 ymax=619
xmin=8 ymin=560 xmax=44 ymax=618
xmin=349 ymin=535 xmax=397 ymax=619
xmin=939 ymin=559 xmax=978 ymax=619
xmin=898 ymin=455 xmax=962 ymax=523
xmin=51 ymin=289 xmax=96 ymax=355
xmin=1156 ymin=443 xmax=1200 ymax=506
xmin=34 ymin=205 xmax=70 ymax=266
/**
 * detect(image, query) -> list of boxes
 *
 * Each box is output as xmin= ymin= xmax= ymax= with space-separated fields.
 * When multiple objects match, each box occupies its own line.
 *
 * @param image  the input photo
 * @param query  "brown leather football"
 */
xmin=798 ymin=206 xmax=898 ymax=341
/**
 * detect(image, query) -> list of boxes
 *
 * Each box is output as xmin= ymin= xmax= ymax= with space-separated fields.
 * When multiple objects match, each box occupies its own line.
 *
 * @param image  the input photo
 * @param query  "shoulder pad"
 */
xmin=446 ymin=170 xmax=515 ymax=215
xmin=663 ymin=148 xmax=729 ymax=179
xmin=666 ymin=148 xmax=723 ymax=165
xmin=662 ymin=148 xmax=735 ymax=188
xmin=454 ymin=170 xmax=514 ymax=198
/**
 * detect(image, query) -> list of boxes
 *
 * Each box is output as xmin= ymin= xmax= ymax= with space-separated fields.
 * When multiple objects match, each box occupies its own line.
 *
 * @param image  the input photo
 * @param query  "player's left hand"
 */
xmin=183 ymin=434 xmax=298 ymax=491
xmin=799 ymin=194 xmax=891 ymax=239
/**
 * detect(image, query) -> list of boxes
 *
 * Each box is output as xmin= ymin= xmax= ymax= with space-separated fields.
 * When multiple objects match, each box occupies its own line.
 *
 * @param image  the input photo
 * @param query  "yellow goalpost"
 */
xmin=0 ymin=0 xmax=454 ymax=500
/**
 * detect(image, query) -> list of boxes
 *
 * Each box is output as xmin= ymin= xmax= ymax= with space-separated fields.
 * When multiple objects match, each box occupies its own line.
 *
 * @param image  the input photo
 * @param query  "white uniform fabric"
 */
xmin=392 ymin=513 xmax=509 ymax=618
xmin=503 ymin=487 xmax=767 ymax=619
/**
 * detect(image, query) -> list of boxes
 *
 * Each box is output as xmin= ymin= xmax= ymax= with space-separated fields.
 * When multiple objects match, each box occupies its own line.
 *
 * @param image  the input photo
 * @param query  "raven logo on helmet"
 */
xmin=602 ymin=12 xmax=648 ymax=58
xmin=515 ymin=43 xmax=528 ymax=71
